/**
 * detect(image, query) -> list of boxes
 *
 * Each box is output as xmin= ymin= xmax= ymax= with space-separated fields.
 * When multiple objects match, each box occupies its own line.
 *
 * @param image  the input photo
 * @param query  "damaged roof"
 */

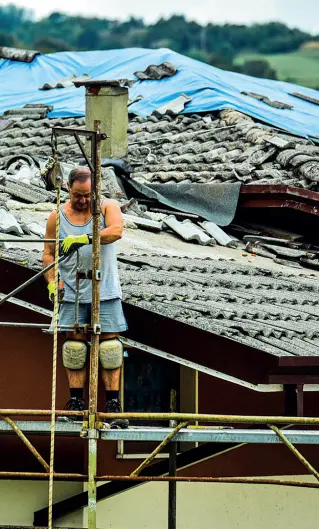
xmin=2 ymin=227 xmax=319 ymax=359
xmin=0 ymin=105 xmax=319 ymax=190
xmin=0 ymin=101 xmax=319 ymax=360
xmin=128 ymin=110 xmax=319 ymax=189
xmin=119 ymin=251 xmax=319 ymax=358
xmin=0 ymin=47 xmax=318 ymax=138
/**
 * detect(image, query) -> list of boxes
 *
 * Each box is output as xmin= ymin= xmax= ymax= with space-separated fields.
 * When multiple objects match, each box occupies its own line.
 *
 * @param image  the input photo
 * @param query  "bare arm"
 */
xmin=42 ymin=210 xmax=57 ymax=283
xmin=100 ymin=199 xmax=123 ymax=244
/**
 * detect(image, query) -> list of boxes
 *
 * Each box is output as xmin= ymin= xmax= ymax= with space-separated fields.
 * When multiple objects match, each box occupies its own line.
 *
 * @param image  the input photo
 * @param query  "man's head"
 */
xmin=68 ymin=167 xmax=91 ymax=212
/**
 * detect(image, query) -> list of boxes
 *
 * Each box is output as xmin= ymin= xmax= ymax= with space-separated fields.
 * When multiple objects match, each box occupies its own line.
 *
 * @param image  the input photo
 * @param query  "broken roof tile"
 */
xmin=290 ymin=92 xmax=319 ymax=107
xmin=0 ymin=46 xmax=40 ymax=63
xmin=164 ymin=216 xmax=216 ymax=245
xmin=241 ymin=91 xmax=293 ymax=110
xmin=134 ymin=61 xmax=177 ymax=80
xmin=40 ymin=73 xmax=91 ymax=90
xmin=153 ymin=94 xmax=192 ymax=117
xmin=199 ymin=221 xmax=238 ymax=247
xmin=0 ymin=208 xmax=23 ymax=236
xmin=2 ymin=104 xmax=53 ymax=120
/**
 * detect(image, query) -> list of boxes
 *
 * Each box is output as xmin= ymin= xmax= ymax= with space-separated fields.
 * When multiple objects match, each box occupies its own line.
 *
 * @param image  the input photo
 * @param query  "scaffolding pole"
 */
xmin=2 ymin=410 xmax=319 ymax=424
xmin=0 ymin=253 xmax=69 ymax=308
xmin=168 ymin=440 xmax=177 ymax=529
xmin=130 ymin=422 xmax=188 ymax=477
xmin=269 ymin=425 xmax=319 ymax=481
xmin=95 ymin=475 xmax=319 ymax=488
xmin=88 ymin=119 xmax=102 ymax=529
xmin=97 ymin=412 xmax=319 ymax=425
xmin=168 ymin=390 xmax=177 ymax=529
xmin=1 ymin=417 xmax=49 ymax=471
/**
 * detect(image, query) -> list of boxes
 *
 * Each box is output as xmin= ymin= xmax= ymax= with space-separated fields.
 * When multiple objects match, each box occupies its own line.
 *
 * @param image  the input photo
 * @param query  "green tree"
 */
xmin=0 ymin=31 xmax=17 ymax=47
xmin=34 ymin=37 xmax=69 ymax=53
xmin=240 ymin=60 xmax=277 ymax=80
xmin=0 ymin=8 xmax=315 ymax=86
xmin=0 ymin=4 xmax=31 ymax=30
xmin=77 ymin=29 xmax=100 ymax=50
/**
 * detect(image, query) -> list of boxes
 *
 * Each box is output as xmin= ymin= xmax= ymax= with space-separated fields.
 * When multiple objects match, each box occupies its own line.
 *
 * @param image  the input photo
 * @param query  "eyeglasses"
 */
xmin=72 ymin=193 xmax=91 ymax=199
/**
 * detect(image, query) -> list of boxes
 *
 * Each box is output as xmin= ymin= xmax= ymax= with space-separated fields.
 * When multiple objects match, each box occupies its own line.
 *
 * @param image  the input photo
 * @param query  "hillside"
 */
xmin=235 ymin=47 xmax=319 ymax=88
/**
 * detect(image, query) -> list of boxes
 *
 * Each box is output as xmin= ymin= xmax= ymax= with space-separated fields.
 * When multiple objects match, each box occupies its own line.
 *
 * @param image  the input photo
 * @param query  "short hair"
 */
xmin=68 ymin=167 xmax=91 ymax=187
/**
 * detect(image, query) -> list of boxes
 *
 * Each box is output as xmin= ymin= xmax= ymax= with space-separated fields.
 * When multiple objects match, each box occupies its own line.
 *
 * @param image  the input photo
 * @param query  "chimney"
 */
xmin=74 ymin=80 xmax=130 ymax=159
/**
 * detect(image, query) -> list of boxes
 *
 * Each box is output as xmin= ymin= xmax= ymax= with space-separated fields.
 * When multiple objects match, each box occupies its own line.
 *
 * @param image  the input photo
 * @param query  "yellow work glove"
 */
xmin=60 ymin=234 xmax=91 ymax=256
xmin=47 ymin=281 xmax=56 ymax=303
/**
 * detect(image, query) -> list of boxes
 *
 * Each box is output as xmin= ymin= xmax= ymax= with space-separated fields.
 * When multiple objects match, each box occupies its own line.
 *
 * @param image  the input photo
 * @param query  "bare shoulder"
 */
xmin=46 ymin=209 xmax=57 ymax=226
xmin=101 ymin=199 xmax=121 ymax=213
xmin=45 ymin=210 xmax=57 ymax=236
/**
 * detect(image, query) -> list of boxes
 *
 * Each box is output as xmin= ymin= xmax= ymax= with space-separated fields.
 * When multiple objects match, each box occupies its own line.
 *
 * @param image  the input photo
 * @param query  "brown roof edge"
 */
xmin=278 ymin=357 xmax=319 ymax=367
xmin=239 ymin=185 xmax=319 ymax=216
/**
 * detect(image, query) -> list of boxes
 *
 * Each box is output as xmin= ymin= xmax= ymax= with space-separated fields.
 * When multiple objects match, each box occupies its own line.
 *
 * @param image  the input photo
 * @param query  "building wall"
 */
xmin=1 ymin=303 xmax=319 ymax=478
xmin=83 ymin=476 xmax=319 ymax=529
xmin=0 ymin=480 xmax=82 ymax=526
xmin=1 ymin=260 xmax=319 ymax=526
xmin=0 ymin=477 xmax=318 ymax=529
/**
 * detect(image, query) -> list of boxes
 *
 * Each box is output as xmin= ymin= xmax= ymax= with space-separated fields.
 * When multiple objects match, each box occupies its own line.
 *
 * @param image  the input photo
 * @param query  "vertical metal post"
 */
xmin=297 ymin=385 xmax=304 ymax=417
xmin=118 ymin=358 xmax=125 ymax=457
xmin=74 ymin=251 xmax=80 ymax=327
xmin=168 ymin=442 xmax=177 ymax=529
xmin=284 ymin=384 xmax=298 ymax=416
xmin=168 ymin=390 xmax=177 ymax=529
xmin=88 ymin=120 xmax=102 ymax=529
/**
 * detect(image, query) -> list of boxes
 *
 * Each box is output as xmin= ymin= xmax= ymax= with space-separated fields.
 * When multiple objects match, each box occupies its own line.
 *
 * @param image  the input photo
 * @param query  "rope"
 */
xmin=48 ymin=179 xmax=61 ymax=529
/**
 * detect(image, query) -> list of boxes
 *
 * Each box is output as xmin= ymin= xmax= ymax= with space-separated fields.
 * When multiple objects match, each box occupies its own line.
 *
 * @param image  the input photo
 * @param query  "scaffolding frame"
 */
xmin=1 ymin=125 xmax=319 ymax=529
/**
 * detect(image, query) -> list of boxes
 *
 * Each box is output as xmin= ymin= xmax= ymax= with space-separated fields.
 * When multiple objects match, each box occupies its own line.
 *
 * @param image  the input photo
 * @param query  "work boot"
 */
xmin=104 ymin=399 xmax=129 ymax=429
xmin=57 ymin=396 xmax=85 ymax=422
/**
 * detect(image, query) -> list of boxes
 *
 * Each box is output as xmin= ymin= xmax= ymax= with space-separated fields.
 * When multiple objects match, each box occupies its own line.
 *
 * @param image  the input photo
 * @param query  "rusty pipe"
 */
xmin=95 ymin=475 xmax=319 ymax=488
xmin=2 ymin=417 xmax=50 ymax=471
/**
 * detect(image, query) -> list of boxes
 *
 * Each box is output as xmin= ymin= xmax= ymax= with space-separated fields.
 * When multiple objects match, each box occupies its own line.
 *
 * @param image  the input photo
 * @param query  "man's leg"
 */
xmin=101 ymin=367 xmax=121 ymax=391
xmin=58 ymin=302 xmax=89 ymax=421
xmin=59 ymin=331 xmax=88 ymax=421
xmin=65 ymin=331 xmax=88 ymax=389
xmin=100 ymin=332 xmax=121 ymax=393
xmin=99 ymin=331 xmax=128 ymax=429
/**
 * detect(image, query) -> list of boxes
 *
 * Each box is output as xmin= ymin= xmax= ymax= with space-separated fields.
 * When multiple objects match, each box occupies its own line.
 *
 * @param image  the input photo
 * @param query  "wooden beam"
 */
xmin=278 ymin=357 xmax=319 ymax=368
xmin=270 ymin=375 xmax=319 ymax=384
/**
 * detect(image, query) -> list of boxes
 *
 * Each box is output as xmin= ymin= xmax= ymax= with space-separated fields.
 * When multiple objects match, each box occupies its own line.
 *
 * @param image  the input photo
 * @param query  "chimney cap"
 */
xmin=73 ymin=79 xmax=135 ymax=88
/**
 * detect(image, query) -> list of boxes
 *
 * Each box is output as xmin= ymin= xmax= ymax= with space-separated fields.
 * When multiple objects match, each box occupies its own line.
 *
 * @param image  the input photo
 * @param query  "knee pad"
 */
xmin=99 ymin=339 xmax=123 ymax=369
xmin=62 ymin=340 xmax=87 ymax=370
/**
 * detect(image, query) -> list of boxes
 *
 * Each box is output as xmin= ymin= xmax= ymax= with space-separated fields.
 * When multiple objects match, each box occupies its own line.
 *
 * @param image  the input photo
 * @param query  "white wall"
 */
xmin=1 ymin=476 xmax=318 ymax=529
xmin=0 ymin=480 xmax=82 ymax=527
xmin=81 ymin=476 xmax=319 ymax=529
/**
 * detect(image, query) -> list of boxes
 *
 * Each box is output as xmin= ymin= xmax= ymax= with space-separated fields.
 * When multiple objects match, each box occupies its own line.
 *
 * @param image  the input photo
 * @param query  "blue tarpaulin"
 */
xmin=0 ymin=47 xmax=318 ymax=138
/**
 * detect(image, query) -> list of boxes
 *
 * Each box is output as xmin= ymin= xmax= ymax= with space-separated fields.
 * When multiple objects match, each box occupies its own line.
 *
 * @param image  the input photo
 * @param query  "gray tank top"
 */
xmin=59 ymin=204 xmax=122 ymax=303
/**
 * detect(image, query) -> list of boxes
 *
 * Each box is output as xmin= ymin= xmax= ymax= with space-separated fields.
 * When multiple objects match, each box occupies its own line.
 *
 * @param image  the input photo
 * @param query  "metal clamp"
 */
xmin=88 ymin=428 xmax=100 ymax=440
xmin=75 ymin=323 xmax=91 ymax=334
xmin=93 ymin=323 xmax=101 ymax=335
xmin=80 ymin=428 xmax=100 ymax=439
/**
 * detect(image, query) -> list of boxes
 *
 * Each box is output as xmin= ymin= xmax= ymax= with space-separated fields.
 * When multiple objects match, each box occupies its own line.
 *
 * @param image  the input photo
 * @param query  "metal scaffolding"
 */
xmin=1 ymin=124 xmax=319 ymax=529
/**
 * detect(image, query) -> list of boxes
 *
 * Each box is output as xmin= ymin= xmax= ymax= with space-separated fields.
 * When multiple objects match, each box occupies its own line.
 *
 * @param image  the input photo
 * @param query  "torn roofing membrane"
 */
xmin=0 ymin=48 xmax=318 ymax=138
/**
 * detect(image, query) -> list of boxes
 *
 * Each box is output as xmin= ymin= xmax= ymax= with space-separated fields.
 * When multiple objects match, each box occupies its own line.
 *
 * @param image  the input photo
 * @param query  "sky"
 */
xmin=1 ymin=0 xmax=319 ymax=34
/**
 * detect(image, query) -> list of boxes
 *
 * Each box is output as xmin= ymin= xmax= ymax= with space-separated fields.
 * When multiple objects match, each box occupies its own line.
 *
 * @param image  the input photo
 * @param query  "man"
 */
xmin=43 ymin=167 xmax=128 ymax=428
